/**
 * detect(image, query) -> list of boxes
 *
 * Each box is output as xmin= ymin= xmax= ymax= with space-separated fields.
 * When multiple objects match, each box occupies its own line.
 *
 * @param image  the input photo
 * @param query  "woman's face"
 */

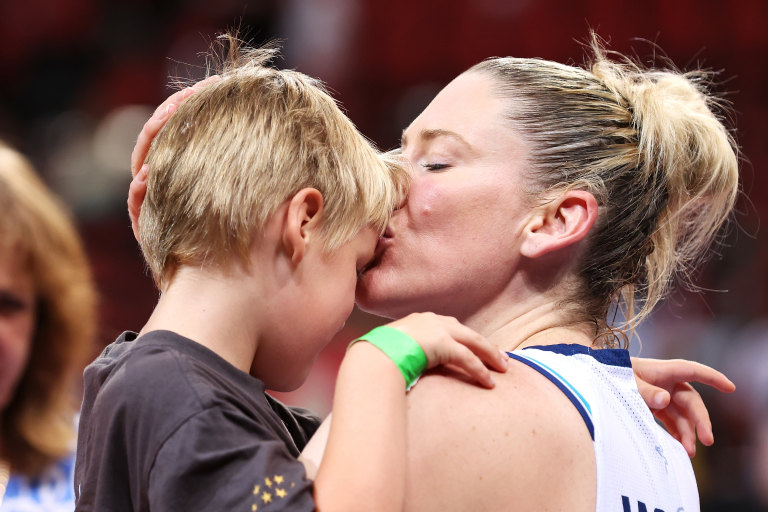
xmin=356 ymin=72 xmax=534 ymax=321
xmin=0 ymin=246 xmax=36 ymax=411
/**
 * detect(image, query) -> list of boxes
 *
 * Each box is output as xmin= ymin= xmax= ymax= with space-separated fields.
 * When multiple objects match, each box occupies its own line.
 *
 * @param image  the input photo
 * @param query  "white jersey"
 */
xmin=509 ymin=344 xmax=699 ymax=512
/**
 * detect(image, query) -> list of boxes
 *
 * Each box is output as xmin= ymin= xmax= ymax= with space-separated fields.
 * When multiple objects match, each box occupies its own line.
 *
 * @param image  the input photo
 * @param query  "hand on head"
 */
xmin=128 ymin=76 xmax=220 ymax=242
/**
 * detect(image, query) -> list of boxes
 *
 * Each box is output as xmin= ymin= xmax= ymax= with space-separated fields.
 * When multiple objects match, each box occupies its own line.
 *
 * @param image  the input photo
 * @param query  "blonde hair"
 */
xmin=141 ymin=37 xmax=408 ymax=287
xmin=0 ymin=142 xmax=96 ymax=475
xmin=471 ymin=36 xmax=739 ymax=346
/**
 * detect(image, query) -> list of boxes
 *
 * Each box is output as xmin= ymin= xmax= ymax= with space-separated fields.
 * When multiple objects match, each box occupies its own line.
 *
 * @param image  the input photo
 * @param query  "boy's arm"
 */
xmin=313 ymin=313 xmax=506 ymax=511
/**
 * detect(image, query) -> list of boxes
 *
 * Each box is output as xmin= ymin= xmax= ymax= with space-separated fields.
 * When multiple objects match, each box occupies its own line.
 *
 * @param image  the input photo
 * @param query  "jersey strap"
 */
xmin=507 ymin=344 xmax=632 ymax=441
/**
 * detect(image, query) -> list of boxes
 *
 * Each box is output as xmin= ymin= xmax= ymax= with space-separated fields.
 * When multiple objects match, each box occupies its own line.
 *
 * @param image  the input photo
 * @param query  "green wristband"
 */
xmin=353 ymin=326 xmax=428 ymax=389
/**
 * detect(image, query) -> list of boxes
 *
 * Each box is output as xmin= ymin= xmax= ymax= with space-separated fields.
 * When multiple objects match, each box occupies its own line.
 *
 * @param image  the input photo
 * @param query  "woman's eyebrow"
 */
xmin=401 ymin=128 xmax=476 ymax=154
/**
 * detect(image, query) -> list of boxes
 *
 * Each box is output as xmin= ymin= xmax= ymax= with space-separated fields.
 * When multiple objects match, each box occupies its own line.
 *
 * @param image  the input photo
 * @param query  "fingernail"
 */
xmin=653 ymin=391 xmax=667 ymax=408
xmin=165 ymin=103 xmax=177 ymax=116
xmin=181 ymin=87 xmax=195 ymax=98
xmin=139 ymin=164 xmax=149 ymax=179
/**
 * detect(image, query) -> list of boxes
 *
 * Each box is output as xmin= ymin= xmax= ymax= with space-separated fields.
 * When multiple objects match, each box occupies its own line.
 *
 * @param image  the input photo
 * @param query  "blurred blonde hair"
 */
xmin=140 ymin=36 xmax=408 ymax=287
xmin=471 ymin=34 xmax=739 ymax=346
xmin=0 ymin=142 xmax=96 ymax=475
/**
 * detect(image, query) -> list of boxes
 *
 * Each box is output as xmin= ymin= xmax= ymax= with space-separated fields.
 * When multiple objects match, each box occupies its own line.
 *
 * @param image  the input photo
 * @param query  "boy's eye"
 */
xmin=422 ymin=163 xmax=450 ymax=172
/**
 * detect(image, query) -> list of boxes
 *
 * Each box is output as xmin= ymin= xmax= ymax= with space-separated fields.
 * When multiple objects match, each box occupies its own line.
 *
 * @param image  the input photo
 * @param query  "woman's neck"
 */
xmin=461 ymin=298 xmax=595 ymax=353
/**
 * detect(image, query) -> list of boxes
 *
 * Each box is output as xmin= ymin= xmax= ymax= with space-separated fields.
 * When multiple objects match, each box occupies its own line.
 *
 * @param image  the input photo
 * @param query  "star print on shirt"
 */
xmin=251 ymin=474 xmax=296 ymax=509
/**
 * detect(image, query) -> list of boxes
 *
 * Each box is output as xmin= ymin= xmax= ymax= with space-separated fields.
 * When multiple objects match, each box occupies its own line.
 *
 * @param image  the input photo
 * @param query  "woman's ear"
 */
xmin=520 ymin=190 xmax=598 ymax=259
xmin=282 ymin=188 xmax=324 ymax=265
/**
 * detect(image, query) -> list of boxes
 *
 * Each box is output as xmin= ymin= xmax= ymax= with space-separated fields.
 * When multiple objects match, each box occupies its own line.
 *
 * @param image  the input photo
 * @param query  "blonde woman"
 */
xmin=341 ymin=41 xmax=739 ymax=510
xmin=0 ymin=142 xmax=97 ymax=510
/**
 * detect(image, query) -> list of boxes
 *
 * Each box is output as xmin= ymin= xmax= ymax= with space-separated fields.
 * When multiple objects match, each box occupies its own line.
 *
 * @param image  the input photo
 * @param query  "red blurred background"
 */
xmin=0 ymin=1 xmax=766 ymax=509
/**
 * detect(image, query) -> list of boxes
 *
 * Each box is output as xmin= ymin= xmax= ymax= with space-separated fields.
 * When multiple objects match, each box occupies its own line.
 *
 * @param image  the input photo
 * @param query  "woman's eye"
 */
xmin=422 ymin=162 xmax=450 ymax=172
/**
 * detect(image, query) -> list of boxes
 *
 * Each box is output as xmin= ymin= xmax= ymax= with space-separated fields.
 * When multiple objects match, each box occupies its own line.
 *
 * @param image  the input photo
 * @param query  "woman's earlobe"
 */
xmin=520 ymin=190 xmax=598 ymax=259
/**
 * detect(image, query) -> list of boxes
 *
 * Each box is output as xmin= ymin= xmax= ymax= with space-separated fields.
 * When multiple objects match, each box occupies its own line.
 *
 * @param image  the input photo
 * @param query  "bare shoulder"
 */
xmin=404 ymin=357 xmax=596 ymax=512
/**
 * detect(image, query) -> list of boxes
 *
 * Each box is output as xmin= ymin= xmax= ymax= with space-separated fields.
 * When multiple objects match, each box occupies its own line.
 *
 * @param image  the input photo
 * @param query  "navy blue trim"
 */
xmin=523 ymin=343 xmax=631 ymax=368
xmin=508 ymin=353 xmax=595 ymax=440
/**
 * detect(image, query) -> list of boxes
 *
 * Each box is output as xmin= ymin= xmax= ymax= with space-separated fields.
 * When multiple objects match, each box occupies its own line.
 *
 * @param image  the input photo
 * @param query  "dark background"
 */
xmin=1 ymin=0 xmax=766 ymax=509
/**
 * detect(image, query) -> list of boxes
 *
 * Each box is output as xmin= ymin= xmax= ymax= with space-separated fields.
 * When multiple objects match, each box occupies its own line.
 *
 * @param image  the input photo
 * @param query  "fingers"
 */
xmin=130 ymin=75 xmax=221 ymax=177
xmin=632 ymin=357 xmax=721 ymax=455
xmin=654 ymin=407 xmax=696 ymax=458
xmin=636 ymin=377 xmax=671 ymax=409
xmin=441 ymin=343 xmax=497 ymax=389
xmin=386 ymin=313 xmax=508 ymax=390
xmin=130 ymin=95 xmax=180 ymax=176
xmin=668 ymin=359 xmax=735 ymax=393
xmin=653 ymin=382 xmax=713 ymax=458
xmin=128 ymin=165 xmax=148 ymax=242
xmin=671 ymin=382 xmax=714 ymax=447
xmin=440 ymin=317 xmax=509 ymax=374
xmin=631 ymin=357 xmax=736 ymax=393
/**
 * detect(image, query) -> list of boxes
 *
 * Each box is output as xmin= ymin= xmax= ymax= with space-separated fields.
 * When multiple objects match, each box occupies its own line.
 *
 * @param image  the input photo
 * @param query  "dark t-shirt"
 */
xmin=74 ymin=330 xmax=322 ymax=511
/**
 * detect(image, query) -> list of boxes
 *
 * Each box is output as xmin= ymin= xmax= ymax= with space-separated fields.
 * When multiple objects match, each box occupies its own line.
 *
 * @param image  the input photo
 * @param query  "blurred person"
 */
xmin=0 ymin=141 xmax=97 ymax=510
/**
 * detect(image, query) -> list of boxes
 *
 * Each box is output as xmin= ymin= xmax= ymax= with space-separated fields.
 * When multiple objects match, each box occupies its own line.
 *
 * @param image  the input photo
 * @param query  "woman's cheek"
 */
xmin=409 ymin=180 xmax=446 ymax=224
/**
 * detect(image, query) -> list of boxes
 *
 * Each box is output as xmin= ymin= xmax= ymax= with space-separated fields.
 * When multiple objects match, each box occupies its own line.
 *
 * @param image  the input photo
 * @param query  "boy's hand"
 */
xmin=386 ymin=313 xmax=508 ymax=389
xmin=128 ymin=76 xmax=220 ymax=241
xmin=631 ymin=357 xmax=735 ymax=457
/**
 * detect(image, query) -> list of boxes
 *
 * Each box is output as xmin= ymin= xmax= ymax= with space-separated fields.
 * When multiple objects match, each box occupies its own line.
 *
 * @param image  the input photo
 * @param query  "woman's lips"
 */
xmin=357 ymin=229 xmax=393 ymax=278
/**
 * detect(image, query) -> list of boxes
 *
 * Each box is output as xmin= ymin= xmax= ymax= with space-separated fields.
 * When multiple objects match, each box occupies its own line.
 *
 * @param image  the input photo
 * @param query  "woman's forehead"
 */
xmin=403 ymin=72 xmax=528 ymax=166
xmin=404 ymin=73 xmax=510 ymax=143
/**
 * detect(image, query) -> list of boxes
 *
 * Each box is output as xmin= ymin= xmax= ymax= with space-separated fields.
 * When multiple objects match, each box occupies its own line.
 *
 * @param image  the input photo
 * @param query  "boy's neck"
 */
xmin=140 ymin=265 xmax=263 ymax=374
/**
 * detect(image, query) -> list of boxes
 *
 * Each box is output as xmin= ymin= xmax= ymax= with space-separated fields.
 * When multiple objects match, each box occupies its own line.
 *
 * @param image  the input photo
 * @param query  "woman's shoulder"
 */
xmin=403 ymin=354 xmax=596 ymax=511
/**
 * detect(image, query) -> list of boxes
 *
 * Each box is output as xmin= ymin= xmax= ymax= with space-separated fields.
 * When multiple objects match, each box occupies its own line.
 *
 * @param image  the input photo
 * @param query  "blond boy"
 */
xmin=74 ymin=42 xmax=505 ymax=512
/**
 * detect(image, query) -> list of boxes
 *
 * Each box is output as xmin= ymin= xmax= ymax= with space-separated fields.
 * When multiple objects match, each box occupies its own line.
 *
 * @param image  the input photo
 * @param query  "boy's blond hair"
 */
xmin=140 ymin=38 xmax=407 ymax=288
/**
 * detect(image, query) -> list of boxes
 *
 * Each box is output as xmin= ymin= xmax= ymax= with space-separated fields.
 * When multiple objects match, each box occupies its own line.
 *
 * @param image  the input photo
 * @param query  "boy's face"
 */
xmin=312 ymin=226 xmax=379 ymax=336
xmin=257 ymin=226 xmax=379 ymax=391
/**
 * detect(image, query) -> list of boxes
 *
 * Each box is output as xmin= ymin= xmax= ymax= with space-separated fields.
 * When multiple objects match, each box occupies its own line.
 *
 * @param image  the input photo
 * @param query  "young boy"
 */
xmin=73 ymin=41 xmax=506 ymax=511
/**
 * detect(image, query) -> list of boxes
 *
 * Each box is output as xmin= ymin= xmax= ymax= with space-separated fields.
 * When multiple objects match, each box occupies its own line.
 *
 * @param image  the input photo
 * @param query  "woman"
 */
xmin=128 ymin=37 xmax=736 ymax=510
xmin=0 ymin=142 xmax=97 ymax=510
xmin=349 ymin=41 xmax=738 ymax=510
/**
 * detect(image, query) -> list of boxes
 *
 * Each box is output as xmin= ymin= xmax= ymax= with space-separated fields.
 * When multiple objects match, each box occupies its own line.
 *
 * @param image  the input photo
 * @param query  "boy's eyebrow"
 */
xmin=400 ymin=128 xmax=476 ymax=154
